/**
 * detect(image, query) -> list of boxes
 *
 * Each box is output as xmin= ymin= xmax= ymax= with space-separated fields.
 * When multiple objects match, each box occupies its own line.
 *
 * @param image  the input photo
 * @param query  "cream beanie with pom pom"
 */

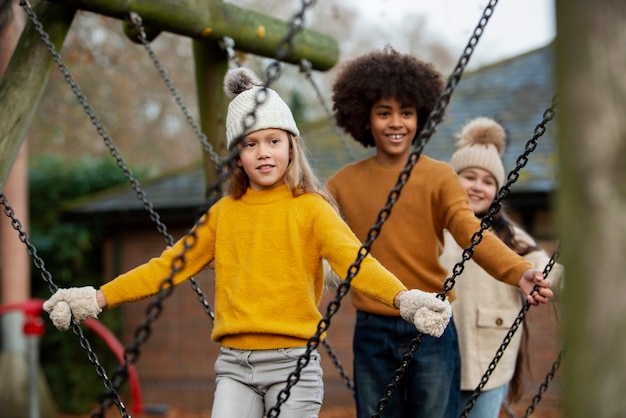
xmin=223 ymin=67 xmax=299 ymax=148
xmin=449 ymin=117 xmax=507 ymax=189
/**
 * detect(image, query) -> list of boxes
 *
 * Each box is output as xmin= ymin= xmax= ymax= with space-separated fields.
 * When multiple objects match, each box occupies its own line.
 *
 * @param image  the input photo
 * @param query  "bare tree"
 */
xmin=557 ymin=0 xmax=626 ymax=416
xmin=25 ymin=2 xmax=455 ymax=175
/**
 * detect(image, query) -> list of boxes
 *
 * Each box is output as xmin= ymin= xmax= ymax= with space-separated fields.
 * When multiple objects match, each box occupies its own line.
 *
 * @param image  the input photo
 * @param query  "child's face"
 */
xmin=458 ymin=167 xmax=497 ymax=216
xmin=237 ymin=128 xmax=292 ymax=191
xmin=368 ymin=97 xmax=418 ymax=165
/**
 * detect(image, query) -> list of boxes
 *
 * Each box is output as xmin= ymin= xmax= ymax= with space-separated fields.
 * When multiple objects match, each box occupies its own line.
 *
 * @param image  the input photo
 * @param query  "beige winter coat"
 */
xmin=440 ymin=227 xmax=563 ymax=391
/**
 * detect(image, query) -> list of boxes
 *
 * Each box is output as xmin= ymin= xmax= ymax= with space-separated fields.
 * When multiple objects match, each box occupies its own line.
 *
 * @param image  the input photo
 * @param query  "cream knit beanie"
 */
xmin=449 ymin=117 xmax=506 ymax=189
xmin=223 ymin=67 xmax=299 ymax=148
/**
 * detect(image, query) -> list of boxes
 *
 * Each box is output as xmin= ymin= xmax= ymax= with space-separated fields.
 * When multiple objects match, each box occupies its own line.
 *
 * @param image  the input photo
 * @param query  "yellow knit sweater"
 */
xmin=327 ymin=156 xmax=532 ymax=316
xmin=100 ymin=184 xmax=406 ymax=350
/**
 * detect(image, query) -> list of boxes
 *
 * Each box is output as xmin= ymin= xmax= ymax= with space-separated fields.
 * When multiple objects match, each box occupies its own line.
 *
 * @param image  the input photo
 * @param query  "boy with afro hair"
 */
xmin=326 ymin=46 xmax=553 ymax=418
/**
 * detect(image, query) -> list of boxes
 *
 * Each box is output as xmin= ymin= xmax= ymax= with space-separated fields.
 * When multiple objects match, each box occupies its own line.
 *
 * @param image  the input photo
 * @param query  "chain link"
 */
xmin=442 ymin=97 xmax=557 ymax=298
xmin=124 ymin=12 xmax=222 ymax=166
xmin=253 ymin=1 xmax=322 ymax=415
xmin=459 ymin=244 xmax=561 ymax=417
xmin=218 ymin=36 xmax=242 ymax=68
xmin=213 ymin=36 xmax=358 ymax=391
xmin=321 ymin=339 xmax=355 ymax=393
xmin=522 ymin=350 xmax=565 ymax=418
xmin=18 ymin=2 xmax=217 ymax=415
xmin=298 ymin=55 xmax=359 ymax=389
xmin=14 ymin=0 xmax=563 ymax=416
xmin=0 ymin=191 xmax=131 ymax=417
xmin=366 ymin=2 xmax=501 ymax=415
xmin=298 ymin=59 xmax=358 ymax=161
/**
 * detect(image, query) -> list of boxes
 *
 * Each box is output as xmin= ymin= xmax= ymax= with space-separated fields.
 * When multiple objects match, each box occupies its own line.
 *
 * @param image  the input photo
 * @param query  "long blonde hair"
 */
xmin=226 ymin=132 xmax=338 ymax=209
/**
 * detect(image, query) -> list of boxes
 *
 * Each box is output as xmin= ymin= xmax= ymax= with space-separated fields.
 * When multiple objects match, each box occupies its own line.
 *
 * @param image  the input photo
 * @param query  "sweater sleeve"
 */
xmin=308 ymin=197 xmax=407 ymax=308
xmin=100 ymin=208 xmax=218 ymax=307
xmin=441 ymin=170 xmax=533 ymax=287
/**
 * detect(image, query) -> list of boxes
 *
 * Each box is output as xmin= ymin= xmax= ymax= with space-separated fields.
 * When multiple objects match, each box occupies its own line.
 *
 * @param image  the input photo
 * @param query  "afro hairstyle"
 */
xmin=331 ymin=46 xmax=445 ymax=147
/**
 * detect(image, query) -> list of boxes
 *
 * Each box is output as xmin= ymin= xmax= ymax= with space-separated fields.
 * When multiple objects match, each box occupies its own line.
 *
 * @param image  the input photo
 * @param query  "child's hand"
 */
xmin=397 ymin=289 xmax=451 ymax=337
xmin=519 ymin=269 xmax=554 ymax=305
xmin=43 ymin=286 xmax=103 ymax=331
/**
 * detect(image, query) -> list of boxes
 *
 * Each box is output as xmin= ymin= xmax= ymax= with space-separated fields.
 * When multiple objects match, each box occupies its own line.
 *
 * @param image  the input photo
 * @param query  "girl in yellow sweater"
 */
xmin=43 ymin=67 xmax=452 ymax=418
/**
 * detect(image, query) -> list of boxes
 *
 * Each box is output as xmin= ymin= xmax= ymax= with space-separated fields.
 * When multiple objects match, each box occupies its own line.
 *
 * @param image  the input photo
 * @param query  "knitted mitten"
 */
xmin=43 ymin=286 xmax=102 ymax=331
xmin=398 ymin=289 xmax=452 ymax=337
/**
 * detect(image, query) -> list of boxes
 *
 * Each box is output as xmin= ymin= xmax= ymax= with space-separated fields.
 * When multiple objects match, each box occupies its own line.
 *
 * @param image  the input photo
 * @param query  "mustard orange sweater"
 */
xmin=100 ymin=184 xmax=406 ymax=350
xmin=326 ymin=156 xmax=532 ymax=316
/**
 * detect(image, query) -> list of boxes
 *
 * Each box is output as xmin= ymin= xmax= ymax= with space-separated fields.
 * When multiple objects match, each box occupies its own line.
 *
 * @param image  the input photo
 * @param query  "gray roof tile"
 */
xmin=426 ymin=43 xmax=557 ymax=192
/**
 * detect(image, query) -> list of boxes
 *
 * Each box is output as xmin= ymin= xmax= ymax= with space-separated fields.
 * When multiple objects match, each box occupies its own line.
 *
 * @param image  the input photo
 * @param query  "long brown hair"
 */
xmin=487 ymin=207 xmax=540 ymax=256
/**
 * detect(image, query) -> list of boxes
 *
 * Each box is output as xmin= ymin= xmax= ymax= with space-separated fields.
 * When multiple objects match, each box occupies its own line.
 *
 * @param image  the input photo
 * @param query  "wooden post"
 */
xmin=0 ymin=0 xmax=338 ymax=190
xmin=0 ymin=1 xmax=75 ymax=186
xmin=0 ymin=2 xmax=56 ymax=417
xmin=556 ymin=0 xmax=626 ymax=416
xmin=192 ymin=39 xmax=229 ymax=189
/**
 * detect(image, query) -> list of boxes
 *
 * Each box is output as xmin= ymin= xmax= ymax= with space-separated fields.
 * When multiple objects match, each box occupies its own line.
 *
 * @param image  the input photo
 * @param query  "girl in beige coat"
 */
xmin=440 ymin=117 xmax=563 ymax=418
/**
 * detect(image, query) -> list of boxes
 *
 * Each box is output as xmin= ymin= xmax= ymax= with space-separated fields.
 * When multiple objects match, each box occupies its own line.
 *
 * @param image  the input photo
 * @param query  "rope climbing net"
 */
xmin=1 ymin=0 xmax=564 ymax=417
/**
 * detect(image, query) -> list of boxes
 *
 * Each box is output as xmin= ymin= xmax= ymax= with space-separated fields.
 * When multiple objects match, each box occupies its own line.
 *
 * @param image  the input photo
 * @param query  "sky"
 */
xmin=359 ymin=0 xmax=556 ymax=67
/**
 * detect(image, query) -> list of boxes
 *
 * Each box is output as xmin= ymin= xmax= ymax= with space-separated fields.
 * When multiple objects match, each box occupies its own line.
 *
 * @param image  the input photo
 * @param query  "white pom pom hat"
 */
xmin=449 ymin=117 xmax=507 ymax=189
xmin=223 ymin=67 xmax=299 ymax=147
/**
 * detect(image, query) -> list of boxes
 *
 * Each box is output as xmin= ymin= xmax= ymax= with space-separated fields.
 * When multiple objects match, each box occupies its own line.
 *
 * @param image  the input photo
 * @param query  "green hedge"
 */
xmin=29 ymin=156 xmax=145 ymax=413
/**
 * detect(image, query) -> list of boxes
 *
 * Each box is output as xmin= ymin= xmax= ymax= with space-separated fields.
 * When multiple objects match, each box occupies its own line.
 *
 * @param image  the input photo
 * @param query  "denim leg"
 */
xmin=353 ymin=311 xmax=460 ymax=418
xmin=353 ymin=311 xmax=405 ymax=418
xmin=460 ymin=383 xmax=508 ymax=418
xmin=404 ymin=318 xmax=460 ymax=418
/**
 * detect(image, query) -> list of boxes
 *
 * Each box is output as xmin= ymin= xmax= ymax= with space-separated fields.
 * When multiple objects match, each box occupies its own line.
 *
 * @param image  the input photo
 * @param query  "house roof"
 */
xmin=426 ymin=43 xmax=558 ymax=193
xmin=66 ymin=43 xmax=557 ymax=217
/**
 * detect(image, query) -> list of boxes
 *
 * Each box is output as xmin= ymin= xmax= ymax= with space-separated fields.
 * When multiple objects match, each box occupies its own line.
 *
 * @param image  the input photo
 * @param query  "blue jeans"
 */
xmin=353 ymin=311 xmax=460 ymax=418
xmin=460 ymin=383 xmax=509 ymax=418
xmin=211 ymin=346 xmax=324 ymax=418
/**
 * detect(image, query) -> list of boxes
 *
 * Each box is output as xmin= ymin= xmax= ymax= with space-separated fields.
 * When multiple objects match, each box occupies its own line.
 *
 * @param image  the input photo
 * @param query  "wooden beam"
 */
xmin=43 ymin=0 xmax=339 ymax=70
xmin=0 ymin=2 xmax=76 ymax=188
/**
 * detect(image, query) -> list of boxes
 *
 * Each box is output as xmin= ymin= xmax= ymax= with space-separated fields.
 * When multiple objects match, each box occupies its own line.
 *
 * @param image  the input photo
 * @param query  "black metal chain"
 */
xmin=218 ymin=35 xmax=242 ymax=68
xmin=452 ymin=100 xmax=558 ymax=416
xmin=296 ymin=54 xmax=359 ymax=390
xmin=211 ymin=34 xmax=357 ymax=392
xmin=19 ymin=0 xmax=170 ymax=246
xmin=124 ymin=11 xmax=222 ymax=167
xmin=117 ymin=13 xmax=218 ymax=323
xmin=256 ymin=2 xmax=324 ymax=416
xmin=522 ymin=350 xmax=565 ymax=418
xmin=16 ymin=0 xmax=321 ymax=415
xmin=15 ymin=0 xmax=561 ymax=416
xmin=459 ymin=244 xmax=561 ymax=417
xmin=322 ymin=338 xmax=355 ymax=394
xmin=298 ymin=58 xmax=358 ymax=161
xmin=0 ymin=192 xmax=131 ymax=417
xmin=18 ymin=1 xmax=216 ymax=416
xmin=365 ymin=2 xmax=501 ymax=415
xmin=442 ymin=97 xmax=557 ymax=299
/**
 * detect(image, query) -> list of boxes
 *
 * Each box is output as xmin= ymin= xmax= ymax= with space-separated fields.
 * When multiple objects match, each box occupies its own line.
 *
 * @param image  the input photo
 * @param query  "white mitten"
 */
xmin=43 ymin=286 xmax=102 ymax=331
xmin=398 ymin=289 xmax=452 ymax=337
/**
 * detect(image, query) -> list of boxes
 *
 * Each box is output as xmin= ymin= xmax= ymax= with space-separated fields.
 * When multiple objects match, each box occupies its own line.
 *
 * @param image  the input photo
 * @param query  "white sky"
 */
xmin=359 ymin=0 xmax=556 ymax=67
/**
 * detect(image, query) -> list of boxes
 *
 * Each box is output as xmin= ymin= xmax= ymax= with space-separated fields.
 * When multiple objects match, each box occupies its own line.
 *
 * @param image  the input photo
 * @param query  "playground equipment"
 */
xmin=0 ymin=299 xmax=143 ymax=417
